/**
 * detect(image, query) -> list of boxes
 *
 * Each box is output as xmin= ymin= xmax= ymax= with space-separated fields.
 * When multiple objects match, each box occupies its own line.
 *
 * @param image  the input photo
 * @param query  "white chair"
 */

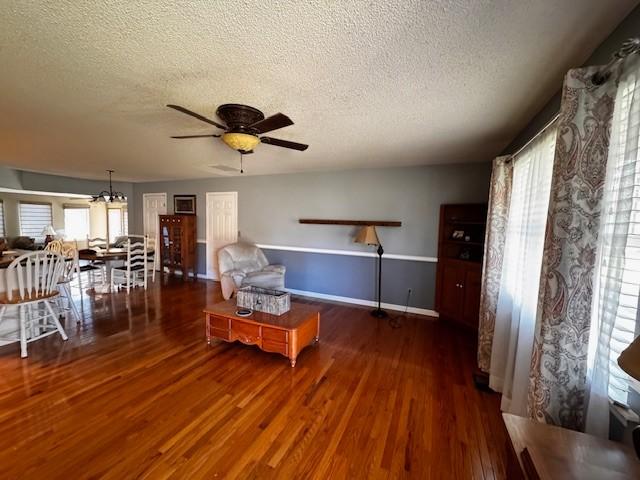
xmin=146 ymin=234 xmax=157 ymax=283
xmin=55 ymin=242 xmax=82 ymax=323
xmin=81 ymin=236 xmax=108 ymax=285
xmin=111 ymin=239 xmax=147 ymax=294
xmin=0 ymin=251 xmax=68 ymax=358
xmin=217 ymin=243 xmax=286 ymax=300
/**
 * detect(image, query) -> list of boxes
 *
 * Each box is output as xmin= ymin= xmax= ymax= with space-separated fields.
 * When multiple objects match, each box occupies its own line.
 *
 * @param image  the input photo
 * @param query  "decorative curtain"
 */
xmin=489 ymin=126 xmax=556 ymax=416
xmin=478 ymin=156 xmax=513 ymax=373
xmin=586 ymin=54 xmax=640 ymax=437
xmin=528 ymin=65 xmax=621 ymax=430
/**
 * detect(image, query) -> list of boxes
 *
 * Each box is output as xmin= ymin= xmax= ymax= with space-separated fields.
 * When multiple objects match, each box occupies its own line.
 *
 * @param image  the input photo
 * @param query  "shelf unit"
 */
xmin=435 ymin=203 xmax=488 ymax=330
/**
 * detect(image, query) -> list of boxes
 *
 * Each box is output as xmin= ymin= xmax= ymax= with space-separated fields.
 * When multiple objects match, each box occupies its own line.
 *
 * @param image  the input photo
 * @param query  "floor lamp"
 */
xmin=355 ymin=225 xmax=387 ymax=318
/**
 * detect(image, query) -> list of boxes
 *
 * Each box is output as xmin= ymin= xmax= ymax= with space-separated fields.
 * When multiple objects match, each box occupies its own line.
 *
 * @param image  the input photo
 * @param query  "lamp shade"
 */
xmin=355 ymin=225 xmax=380 ymax=246
xmin=41 ymin=225 xmax=56 ymax=236
xmin=619 ymin=335 xmax=640 ymax=381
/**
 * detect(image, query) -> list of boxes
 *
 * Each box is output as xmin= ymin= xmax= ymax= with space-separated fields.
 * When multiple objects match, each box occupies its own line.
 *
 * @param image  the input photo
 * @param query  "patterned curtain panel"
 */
xmin=527 ymin=66 xmax=621 ymax=430
xmin=477 ymin=156 xmax=513 ymax=373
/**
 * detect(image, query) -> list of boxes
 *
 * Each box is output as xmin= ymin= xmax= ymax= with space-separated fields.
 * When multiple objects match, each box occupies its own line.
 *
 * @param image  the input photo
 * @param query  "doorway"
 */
xmin=206 ymin=192 xmax=238 ymax=280
xmin=143 ymin=193 xmax=167 ymax=270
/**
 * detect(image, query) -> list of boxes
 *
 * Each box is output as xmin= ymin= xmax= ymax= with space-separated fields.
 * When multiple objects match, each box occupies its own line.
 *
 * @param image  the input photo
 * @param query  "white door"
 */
xmin=206 ymin=192 xmax=238 ymax=280
xmin=143 ymin=193 xmax=167 ymax=270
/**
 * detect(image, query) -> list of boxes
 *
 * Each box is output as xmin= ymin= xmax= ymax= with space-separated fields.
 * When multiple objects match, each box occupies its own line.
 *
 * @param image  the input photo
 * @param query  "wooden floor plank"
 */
xmin=0 ymin=277 xmax=509 ymax=479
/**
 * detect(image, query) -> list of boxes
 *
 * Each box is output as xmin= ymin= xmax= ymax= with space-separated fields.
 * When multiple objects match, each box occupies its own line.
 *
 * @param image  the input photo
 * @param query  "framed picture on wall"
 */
xmin=174 ymin=195 xmax=196 ymax=215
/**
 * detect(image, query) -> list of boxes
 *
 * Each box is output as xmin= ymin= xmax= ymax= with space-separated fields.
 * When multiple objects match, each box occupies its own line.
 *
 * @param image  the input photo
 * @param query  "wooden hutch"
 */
xmin=435 ymin=203 xmax=487 ymax=330
xmin=159 ymin=215 xmax=197 ymax=279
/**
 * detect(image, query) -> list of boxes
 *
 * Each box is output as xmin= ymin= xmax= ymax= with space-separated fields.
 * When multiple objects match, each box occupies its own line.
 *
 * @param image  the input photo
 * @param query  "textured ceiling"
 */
xmin=0 ymin=1 xmax=637 ymax=182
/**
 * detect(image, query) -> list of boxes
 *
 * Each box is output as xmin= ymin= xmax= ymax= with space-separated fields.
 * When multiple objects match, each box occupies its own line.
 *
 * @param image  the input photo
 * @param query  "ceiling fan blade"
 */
xmin=171 ymin=134 xmax=221 ymax=139
xmin=248 ymin=113 xmax=293 ymax=134
xmin=167 ymin=104 xmax=227 ymax=130
xmin=260 ymin=136 xmax=308 ymax=151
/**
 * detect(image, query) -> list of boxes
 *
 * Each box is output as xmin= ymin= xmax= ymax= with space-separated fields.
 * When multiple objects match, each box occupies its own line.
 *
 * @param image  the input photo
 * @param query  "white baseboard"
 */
xmin=284 ymin=288 xmax=438 ymax=317
xmin=187 ymin=273 xmax=438 ymax=317
xmin=164 ymin=269 xmax=210 ymax=280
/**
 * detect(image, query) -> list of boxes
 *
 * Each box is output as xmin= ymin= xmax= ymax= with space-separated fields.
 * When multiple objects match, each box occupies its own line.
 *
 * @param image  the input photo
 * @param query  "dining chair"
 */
xmin=0 ymin=251 xmax=68 ymax=358
xmin=83 ymin=236 xmax=108 ymax=285
xmin=145 ymin=234 xmax=156 ymax=283
xmin=56 ymin=242 xmax=81 ymax=323
xmin=44 ymin=239 xmax=64 ymax=253
xmin=110 ymin=239 xmax=147 ymax=294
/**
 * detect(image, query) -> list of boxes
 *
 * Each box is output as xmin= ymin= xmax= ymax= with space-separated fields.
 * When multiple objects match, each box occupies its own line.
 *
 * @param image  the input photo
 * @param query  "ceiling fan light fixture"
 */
xmin=222 ymin=132 xmax=260 ymax=153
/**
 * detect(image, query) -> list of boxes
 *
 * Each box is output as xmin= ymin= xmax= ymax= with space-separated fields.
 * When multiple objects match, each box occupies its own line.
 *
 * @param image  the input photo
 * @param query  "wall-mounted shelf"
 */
xmin=299 ymin=219 xmax=401 ymax=227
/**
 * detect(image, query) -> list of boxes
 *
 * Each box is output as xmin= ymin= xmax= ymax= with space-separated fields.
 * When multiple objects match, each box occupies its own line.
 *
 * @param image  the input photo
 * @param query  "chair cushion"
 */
xmin=80 ymin=264 xmax=103 ymax=271
xmin=112 ymin=264 xmax=145 ymax=272
xmin=241 ymin=270 xmax=285 ymax=289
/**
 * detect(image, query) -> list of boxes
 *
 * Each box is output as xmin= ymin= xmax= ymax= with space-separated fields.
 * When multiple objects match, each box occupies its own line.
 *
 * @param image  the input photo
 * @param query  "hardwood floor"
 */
xmin=0 ymin=277 xmax=509 ymax=479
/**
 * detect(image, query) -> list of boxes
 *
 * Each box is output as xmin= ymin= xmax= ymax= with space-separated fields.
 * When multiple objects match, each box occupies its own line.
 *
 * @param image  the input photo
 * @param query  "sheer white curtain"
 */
xmin=586 ymin=55 xmax=640 ymax=437
xmin=489 ymin=125 xmax=556 ymax=416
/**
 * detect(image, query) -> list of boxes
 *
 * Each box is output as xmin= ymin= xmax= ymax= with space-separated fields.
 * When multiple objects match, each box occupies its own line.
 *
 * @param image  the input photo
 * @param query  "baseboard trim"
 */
xmin=189 ymin=273 xmax=438 ymax=317
xmin=285 ymin=288 xmax=438 ymax=317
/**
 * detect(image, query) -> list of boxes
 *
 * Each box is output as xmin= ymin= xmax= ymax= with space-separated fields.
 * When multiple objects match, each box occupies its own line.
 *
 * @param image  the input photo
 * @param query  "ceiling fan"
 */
xmin=167 ymin=103 xmax=309 ymax=155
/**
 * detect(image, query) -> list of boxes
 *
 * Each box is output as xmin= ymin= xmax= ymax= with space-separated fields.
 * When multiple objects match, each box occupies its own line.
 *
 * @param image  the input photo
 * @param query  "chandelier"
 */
xmin=91 ymin=169 xmax=126 ymax=203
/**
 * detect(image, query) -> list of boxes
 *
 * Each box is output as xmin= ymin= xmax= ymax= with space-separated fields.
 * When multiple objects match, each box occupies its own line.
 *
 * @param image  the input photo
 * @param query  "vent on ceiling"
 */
xmin=209 ymin=164 xmax=239 ymax=175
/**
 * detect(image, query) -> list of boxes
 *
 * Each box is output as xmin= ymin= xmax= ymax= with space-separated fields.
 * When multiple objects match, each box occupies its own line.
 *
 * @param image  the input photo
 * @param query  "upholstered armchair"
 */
xmin=217 ymin=243 xmax=286 ymax=300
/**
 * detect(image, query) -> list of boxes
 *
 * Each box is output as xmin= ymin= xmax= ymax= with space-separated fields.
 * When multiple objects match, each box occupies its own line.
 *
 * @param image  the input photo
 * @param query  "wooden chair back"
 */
xmin=87 ymin=236 xmax=108 ymax=250
xmin=126 ymin=239 xmax=147 ymax=271
xmin=59 ymin=241 xmax=79 ymax=282
xmin=5 ymin=251 xmax=66 ymax=302
xmin=44 ymin=239 xmax=64 ymax=253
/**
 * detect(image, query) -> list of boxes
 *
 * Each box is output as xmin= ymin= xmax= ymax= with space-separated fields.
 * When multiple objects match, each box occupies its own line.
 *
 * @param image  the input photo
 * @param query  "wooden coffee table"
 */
xmin=204 ymin=300 xmax=320 ymax=367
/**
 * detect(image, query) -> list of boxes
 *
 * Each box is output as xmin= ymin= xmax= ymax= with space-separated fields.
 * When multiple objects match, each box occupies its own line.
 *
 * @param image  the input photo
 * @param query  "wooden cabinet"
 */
xmin=159 ymin=215 xmax=197 ymax=279
xmin=435 ymin=204 xmax=487 ymax=330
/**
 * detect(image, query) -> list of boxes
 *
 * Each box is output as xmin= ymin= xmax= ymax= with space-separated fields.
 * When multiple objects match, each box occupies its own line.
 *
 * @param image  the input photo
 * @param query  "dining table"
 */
xmin=78 ymin=248 xmax=154 ymax=294
xmin=78 ymin=248 xmax=128 ymax=294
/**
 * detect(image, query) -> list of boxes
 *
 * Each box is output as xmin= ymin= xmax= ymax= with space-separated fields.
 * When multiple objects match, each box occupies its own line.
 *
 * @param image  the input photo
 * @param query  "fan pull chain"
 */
xmin=239 ymin=152 xmax=244 ymax=174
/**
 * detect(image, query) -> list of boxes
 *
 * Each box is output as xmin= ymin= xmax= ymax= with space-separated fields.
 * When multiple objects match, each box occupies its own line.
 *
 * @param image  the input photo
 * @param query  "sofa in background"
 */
xmin=217 ymin=243 xmax=286 ymax=300
xmin=0 ymin=236 xmax=37 ymax=251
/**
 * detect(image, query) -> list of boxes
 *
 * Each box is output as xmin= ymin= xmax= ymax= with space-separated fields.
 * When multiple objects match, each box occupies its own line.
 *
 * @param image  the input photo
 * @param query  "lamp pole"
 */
xmin=372 ymin=243 xmax=387 ymax=318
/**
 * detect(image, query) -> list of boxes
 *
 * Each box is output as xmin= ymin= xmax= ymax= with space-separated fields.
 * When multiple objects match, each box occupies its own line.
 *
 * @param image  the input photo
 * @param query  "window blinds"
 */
xmin=19 ymin=202 xmax=53 ymax=240
xmin=589 ymin=57 xmax=640 ymax=408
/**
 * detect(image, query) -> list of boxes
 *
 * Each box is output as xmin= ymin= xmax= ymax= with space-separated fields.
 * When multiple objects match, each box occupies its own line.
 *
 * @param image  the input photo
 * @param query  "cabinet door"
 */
xmin=439 ymin=262 xmax=464 ymax=319
xmin=462 ymin=268 xmax=482 ymax=329
xmin=171 ymin=225 xmax=182 ymax=265
xmin=160 ymin=223 xmax=171 ymax=267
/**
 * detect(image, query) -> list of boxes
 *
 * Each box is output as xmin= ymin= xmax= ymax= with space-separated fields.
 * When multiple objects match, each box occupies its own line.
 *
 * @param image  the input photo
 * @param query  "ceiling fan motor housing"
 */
xmin=216 ymin=104 xmax=264 ymax=133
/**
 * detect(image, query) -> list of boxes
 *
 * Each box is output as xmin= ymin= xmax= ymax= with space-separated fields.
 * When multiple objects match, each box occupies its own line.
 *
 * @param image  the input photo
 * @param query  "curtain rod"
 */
xmin=508 ymin=37 xmax=640 ymax=161
xmin=592 ymin=37 xmax=640 ymax=85
xmin=508 ymin=113 xmax=559 ymax=160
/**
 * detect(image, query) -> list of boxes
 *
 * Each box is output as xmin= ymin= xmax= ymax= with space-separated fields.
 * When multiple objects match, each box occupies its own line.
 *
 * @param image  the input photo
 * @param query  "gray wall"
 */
xmin=0 ymin=169 xmax=135 ymax=232
xmin=505 ymin=4 xmax=640 ymax=153
xmin=0 ymin=166 xmax=22 ymax=189
xmin=134 ymin=163 xmax=491 ymax=309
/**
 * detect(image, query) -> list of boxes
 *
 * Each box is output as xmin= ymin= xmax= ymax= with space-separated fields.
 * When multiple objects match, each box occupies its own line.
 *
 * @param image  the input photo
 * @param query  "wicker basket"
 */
xmin=236 ymin=286 xmax=291 ymax=316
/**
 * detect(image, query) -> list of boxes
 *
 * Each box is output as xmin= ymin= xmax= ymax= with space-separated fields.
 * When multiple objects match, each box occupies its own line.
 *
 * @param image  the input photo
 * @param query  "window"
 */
xmin=19 ymin=202 xmax=53 ymax=241
xmin=489 ymin=125 xmax=556 ymax=414
xmin=123 ymin=208 xmax=129 ymax=235
xmin=108 ymin=208 xmax=123 ymax=243
xmin=0 ymin=201 xmax=5 ymax=237
xmin=64 ymin=206 xmax=90 ymax=240
xmin=589 ymin=59 xmax=640 ymax=408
